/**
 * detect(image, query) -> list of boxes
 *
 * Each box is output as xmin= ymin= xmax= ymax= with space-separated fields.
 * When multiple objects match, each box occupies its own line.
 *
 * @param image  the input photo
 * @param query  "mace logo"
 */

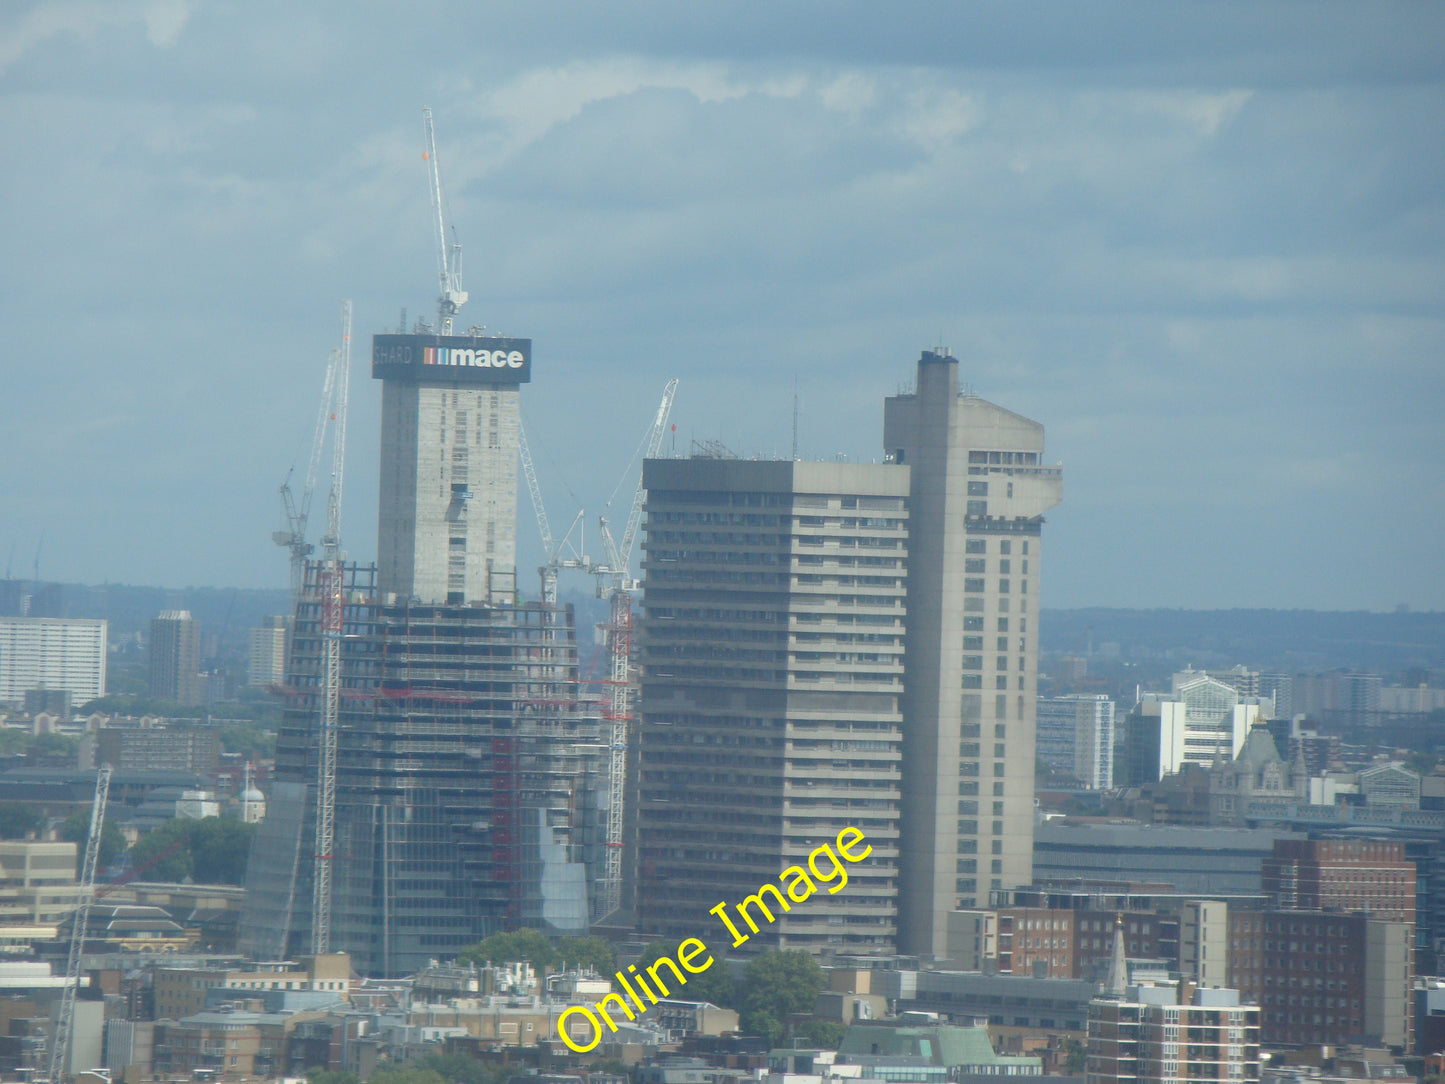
xmin=423 ymin=346 xmax=525 ymax=369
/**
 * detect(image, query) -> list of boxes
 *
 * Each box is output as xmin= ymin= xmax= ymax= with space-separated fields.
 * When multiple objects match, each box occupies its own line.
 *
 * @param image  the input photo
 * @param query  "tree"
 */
xmin=456 ymin=928 xmax=560 ymax=970
xmin=416 ymin=1052 xmax=503 ymax=1084
xmin=738 ymin=951 xmax=826 ymax=1044
xmin=305 ymin=1069 xmax=360 ymax=1084
xmin=130 ymin=818 xmax=196 ymax=881
xmin=30 ymin=731 xmax=77 ymax=759
xmin=0 ymin=803 xmax=43 ymax=839
xmin=188 ymin=817 xmax=255 ymax=884
xmin=796 ymin=1018 xmax=845 ymax=1049
xmin=554 ymin=935 xmax=616 ymax=976
xmin=60 ymin=808 xmax=125 ymax=875
xmin=634 ymin=938 xmax=735 ymax=1008
xmin=218 ymin=724 xmax=277 ymax=761
xmin=370 ymin=1068 xmax=446 ymax=1084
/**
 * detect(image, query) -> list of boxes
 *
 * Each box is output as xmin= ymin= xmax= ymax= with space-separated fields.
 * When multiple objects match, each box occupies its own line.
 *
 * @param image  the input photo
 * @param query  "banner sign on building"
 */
xmin=372 ymin=334 xmax=532 ymax=385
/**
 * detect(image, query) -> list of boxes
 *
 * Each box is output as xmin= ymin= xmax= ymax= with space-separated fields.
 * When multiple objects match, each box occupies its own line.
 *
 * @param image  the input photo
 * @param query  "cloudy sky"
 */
xmin=2 ymin=1 xmax=1441 ymax=610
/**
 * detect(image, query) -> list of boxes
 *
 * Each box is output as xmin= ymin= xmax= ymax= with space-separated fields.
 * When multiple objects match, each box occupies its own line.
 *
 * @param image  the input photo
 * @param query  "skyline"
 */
xmin=2 ymin=2 xmax=1442 ymax=610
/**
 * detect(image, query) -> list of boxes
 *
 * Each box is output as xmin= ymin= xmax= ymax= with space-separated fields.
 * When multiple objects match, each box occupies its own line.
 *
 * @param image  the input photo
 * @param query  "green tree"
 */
xmin=416 ymin=1052 xmax=502 ymax=1084
xmin=633 ymin=938 xmax=735 ymax=1008
xmin=738 ymin=950 xmax=826 ymax=1044
xmin=188 ymin=817 xmax=255 ymax=884
xmin=1062 ymin=1039 xmax=1087 ymax=1073
xmin=60 ymin=808 xmax=126 ymax=875
xmin=305 ymin=1069 xmax=361 ymax=1084
xmin=456 ymin=927 xmax=560 ymax=970
xmin=370 ymin=1068 xmax=446 ymax=1084
xmin=127 ymin=818 xmax=194 ymax=882
xmin=796 ymin=1018 xmax=845 ymax=1048
xmin=218 ymin=724 xmax=277 ymax=761
xmin=0 ymin=803 xmax=43 ymax=839
xmin=0 ymin=730 xmax=29 ymax=755
xmin=31 ymin=731 xmax=77 ymax=759
xmin=554 ymin=935 xmax=617 ymax=976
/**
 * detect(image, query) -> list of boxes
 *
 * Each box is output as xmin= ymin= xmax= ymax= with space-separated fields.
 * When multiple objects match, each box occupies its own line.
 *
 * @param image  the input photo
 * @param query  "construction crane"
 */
xmin=273 ymin=344 xmax=343 ymax=604
xmin=517 ymin=419 xmax=589 ymax=607
xmin=423 ymin=106 xmax=467 ymax=334
xmin=593 ymin=379 xmax=678 ymax=919
xmin=48 ymin=765 xmax=110 ymax=1084
xmin=312 ymin=300 xmax=352 ymax=957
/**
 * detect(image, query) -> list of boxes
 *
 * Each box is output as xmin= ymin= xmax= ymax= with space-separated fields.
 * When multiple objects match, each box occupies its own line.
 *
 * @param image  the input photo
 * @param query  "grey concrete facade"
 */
xmin=636 ymin=458 xmax=906 ymax=953
xmin=377 ymin=382 xmax=519 ymax=606
xmin=883 ymin=351 xmax=1062 ymax=958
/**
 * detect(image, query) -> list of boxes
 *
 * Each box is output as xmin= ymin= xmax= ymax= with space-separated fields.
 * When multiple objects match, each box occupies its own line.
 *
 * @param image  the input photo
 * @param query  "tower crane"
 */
xmin=273 ymin=346 xmax=343 ymax=605
xmin=423 ymin=107 xmax=467 ymax=335
xmin=312 ymin=300 xmax=352 ymax=957
xmin=518 ymin=420 xmax=589 ymax=607
xmin=593 ymin=379 xmax=678 ymax=919
xmin=48 ymin=765 xmax=110 ymax=1084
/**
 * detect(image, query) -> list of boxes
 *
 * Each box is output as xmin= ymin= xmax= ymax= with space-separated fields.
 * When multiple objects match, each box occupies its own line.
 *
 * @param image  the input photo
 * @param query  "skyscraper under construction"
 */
xmin=241 ymin=333 xmax=606 ymax=976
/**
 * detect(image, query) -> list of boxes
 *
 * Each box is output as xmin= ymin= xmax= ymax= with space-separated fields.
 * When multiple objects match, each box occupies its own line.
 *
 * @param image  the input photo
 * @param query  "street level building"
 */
xmin=0 ymin=617 xmax=107 ymax=706
xmin=883 ymin=350 xmax=1062 ymax=953
xmin=636 ymin=458 xmax=906 ymax=953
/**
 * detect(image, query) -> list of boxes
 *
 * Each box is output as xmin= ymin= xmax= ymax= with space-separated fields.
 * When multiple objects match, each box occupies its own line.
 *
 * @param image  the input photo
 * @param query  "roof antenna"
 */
xmin=791 ymin=377 xmax=799 ymax=462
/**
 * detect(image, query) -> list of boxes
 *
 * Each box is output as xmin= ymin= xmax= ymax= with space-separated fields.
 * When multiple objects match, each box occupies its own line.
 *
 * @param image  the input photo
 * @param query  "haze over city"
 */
xmin=2 ymin=1 xmax=1442 ymax=610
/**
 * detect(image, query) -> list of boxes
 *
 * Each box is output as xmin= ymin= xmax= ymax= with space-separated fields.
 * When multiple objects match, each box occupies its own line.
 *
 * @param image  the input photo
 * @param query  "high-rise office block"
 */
xmin=1037 ymin=695 xmax=1115 ymax=790
xmin=883 ymin=350 xmax=1062 ymax=955
xmin=247 ymin=615 xmax=290 ymax=687
xmin=0 ymin=617 xmax=107 ymax=706
xmin=636 ymin=458 xmax=906 ymax=953
xmin=148 ymin=610 xmax=202 ymax=705
xmin=373 ymin=333 xmax=531 ymax=606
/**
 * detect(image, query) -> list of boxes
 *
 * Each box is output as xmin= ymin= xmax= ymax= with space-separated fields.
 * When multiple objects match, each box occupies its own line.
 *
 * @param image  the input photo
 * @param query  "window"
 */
xmin=966 ymin=500 xmax=988 ymax=517
xmin=999 ymin=579 xmax=1010 ymax=593
xmin=999 ymin=559 xmax=1011 ymax=574
xmin=965 ymin=616 xmax=984 ymax=631
xmin=966 ymin=539 xmax=986 ymax=554
xmin=968 ymin=481 xmax=988 ymax=496
xmin=965 ymin=558 xmax=986 ymax=573
xmin=965 ymin=578 xmax=986 ymax=593
xmin=997 ymin=636 xmax=1009 ymax=651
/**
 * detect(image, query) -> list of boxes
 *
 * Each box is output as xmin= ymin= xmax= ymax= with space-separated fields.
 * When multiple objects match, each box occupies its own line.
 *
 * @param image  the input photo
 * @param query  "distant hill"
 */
xmin=1039 ymin=608 xmax=1445 ymax=674
xmin=9 ymin=579 xmax=1440 ymax=677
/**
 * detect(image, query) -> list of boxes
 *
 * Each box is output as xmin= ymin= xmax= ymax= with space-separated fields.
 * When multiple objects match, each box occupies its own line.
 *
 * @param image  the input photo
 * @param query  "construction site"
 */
xmin=236 ymin=109 xmax=671 ymax=977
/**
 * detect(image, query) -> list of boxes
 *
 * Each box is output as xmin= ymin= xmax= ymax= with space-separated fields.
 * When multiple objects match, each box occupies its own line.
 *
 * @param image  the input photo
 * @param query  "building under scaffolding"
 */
xmin=241 ymin=561 xmax=607 ymax=976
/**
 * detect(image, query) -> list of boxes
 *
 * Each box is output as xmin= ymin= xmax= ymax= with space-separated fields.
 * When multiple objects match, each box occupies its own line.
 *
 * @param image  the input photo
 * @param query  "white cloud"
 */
xmin=0 ymin=0 xmax=191 ymax=71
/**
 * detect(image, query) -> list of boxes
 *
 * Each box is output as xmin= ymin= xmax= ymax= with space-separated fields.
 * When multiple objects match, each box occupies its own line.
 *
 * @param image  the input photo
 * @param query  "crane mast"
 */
xmin=595 ymin=379 xmax=677 ymax=920
xmin=49 ymin=765 xmax=110 ymax=1084
xmin=312 ymin=300 xmax=351 ymax=957
xmin=423 ymin=107 xmax=467 ymax=334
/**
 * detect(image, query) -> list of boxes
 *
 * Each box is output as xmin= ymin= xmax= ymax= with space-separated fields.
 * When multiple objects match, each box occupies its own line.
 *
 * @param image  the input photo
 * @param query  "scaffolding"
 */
xmin=245 ymin=561 xmax=607 ymax=976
